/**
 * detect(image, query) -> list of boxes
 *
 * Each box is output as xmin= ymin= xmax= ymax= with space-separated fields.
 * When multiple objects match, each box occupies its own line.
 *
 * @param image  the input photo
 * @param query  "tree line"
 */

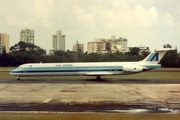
xmin=0 ymin=42 xmax=180 ymax=67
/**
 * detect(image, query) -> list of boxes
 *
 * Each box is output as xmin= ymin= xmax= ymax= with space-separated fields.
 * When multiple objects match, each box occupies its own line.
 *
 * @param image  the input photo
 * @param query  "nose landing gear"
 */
xmin=17 ymin=76 xmax=20 ymax=80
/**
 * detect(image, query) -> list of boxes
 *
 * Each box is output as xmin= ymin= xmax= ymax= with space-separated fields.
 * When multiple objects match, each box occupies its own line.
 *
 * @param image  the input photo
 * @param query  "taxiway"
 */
xmin=1 ymin=78 xmax=180 ymax=105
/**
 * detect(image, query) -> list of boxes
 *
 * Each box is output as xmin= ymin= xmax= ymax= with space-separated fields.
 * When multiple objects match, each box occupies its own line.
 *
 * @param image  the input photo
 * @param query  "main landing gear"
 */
xmin=96 ymin=76 xmax=102 ymax=80
xmin=16 ymin=76 xmax=20 ymax=80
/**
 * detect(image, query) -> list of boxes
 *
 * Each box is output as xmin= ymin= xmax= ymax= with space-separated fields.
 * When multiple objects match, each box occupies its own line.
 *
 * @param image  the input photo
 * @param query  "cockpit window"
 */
xmin=17 ymin=67 xmax=22 ymax=69
xmin=17 ymin=65 xmax=25 ymax=69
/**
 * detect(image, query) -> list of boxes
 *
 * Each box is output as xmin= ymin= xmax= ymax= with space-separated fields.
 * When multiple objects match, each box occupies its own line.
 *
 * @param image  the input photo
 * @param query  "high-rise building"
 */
xmin=96 ymin=36 xmax=128 ymax=49
xmin=0 ymin=33 xmax=10 ymax=53
xmin=88 ymin=36 xmax=128 ymax=53
xmin=52 ymin=31 xmax=65 ymax=51
xmin=0 ymin=45 xmax=5 ymax=54
xmin=20 ymin=29 xmax=34 ymax=44
xmin=88 ymin=42 xmax=107 ymax=54
xmin=72 ymin=41 xmax=84 ymax=53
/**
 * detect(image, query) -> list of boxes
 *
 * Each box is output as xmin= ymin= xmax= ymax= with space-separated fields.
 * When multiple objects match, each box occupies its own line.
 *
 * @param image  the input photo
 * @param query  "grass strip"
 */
xmin=0 ymin=113 xmax=180 ymax=120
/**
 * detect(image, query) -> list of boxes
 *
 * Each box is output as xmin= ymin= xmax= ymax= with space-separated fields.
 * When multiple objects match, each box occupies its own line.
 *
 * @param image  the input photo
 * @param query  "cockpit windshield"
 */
xmin=17 ymin=65 xmax=25 ymax=69
xmin=17 ymin=67 xmax=22 ymax=69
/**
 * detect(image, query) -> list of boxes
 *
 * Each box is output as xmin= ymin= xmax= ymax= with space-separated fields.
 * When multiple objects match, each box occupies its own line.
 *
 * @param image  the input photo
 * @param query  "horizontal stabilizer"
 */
xmin=154 ymin=48 xmax=176 ymax=52
xmin=141 ymin=47 xmax=176 ymax=64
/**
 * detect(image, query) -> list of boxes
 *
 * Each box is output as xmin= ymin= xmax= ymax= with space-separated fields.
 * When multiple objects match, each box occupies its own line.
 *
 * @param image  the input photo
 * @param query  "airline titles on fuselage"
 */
xmin=55 ymin=64 xmax=73 ymax=67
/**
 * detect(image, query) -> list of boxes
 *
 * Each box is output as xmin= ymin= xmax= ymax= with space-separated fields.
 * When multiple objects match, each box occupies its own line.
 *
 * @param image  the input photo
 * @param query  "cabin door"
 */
xmin=115 ymin=65 xmax=118 ymax=71
xmin=23 ymin=66 xmax=27 ymax=73
xmin=114 ymin=65 xmax=119 ymax=74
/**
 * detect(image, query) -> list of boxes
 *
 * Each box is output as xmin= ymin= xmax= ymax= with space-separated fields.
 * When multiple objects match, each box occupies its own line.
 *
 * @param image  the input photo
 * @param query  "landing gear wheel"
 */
xmin=16 ymin=76 xmax=20 ymax=80
xmin=96 ymin=76 xmax=101 ymax=80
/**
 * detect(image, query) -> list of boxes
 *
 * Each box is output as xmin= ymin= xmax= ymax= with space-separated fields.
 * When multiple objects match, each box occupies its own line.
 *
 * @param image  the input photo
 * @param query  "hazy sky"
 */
xmin=1 ymin=0 xmax=180 ymax=52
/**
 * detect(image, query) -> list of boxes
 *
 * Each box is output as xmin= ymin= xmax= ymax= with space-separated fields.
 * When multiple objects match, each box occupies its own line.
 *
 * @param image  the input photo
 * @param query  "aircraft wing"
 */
xmin=82 ymin=72 xmax=114 ymax=76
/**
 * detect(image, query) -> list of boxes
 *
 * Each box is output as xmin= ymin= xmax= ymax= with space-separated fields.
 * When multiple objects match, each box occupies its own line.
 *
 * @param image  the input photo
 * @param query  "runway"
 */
xmin=0 ymin=77 xmax=180 ymax=112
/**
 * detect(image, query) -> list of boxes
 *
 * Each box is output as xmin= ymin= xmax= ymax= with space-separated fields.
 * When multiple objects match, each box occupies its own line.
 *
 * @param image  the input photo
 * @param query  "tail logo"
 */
xmin=146 ymin=52 xmax=159 ymax=61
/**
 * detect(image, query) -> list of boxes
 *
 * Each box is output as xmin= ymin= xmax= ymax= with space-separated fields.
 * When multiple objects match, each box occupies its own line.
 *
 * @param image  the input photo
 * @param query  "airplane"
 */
xmin=10 ymin=48 xmax=174 ymax=80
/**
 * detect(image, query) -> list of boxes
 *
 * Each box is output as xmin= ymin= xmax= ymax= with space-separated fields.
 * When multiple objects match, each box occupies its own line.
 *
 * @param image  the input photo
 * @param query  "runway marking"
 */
xmin=169 ymin=91 xmax=180 ymax=93
xmin=43 ymin=98 xmax=52 ymax=103
xmin=0 ymin=86 xmax=8 ymax=91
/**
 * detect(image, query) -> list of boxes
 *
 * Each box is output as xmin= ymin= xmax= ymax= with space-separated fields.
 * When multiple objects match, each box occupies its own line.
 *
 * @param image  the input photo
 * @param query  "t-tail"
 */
xmin=140 ymin=48 xmax=175 ymax=64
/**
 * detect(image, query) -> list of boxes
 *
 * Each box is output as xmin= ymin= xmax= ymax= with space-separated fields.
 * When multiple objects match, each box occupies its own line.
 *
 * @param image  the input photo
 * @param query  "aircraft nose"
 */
xmin=10 ymin=70 xmax=14 ymax=75
xmin=10 ymin=69 xmax=17 ymax=76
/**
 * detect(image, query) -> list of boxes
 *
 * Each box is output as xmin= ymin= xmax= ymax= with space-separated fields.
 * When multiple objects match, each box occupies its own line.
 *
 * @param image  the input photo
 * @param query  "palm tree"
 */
xmin=105 ymin=42 xmax=111 ymax=53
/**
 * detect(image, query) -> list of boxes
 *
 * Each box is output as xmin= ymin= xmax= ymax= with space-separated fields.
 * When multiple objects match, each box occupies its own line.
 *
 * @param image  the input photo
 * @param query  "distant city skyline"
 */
xmin=1 ymin=0 xmax=180 ymax=52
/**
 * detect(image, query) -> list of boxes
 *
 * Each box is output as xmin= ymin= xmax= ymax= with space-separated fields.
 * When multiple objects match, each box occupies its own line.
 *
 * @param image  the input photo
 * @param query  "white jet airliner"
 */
xmin=10 ymin=48 xmax=174 ymax=80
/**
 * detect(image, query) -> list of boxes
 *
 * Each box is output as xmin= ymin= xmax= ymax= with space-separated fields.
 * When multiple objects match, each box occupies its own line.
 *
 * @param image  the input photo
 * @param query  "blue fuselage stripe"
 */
xmin=11 ymin=68 xmax=123 ymax=73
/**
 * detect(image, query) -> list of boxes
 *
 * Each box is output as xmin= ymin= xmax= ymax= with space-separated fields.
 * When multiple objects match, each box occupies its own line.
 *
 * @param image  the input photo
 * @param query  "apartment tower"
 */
xmin=52 ymin=31 xmax=65 ymax=51
xmin=20 ymin=29 xmax=34 ymax=44
xmin=0 ymin=33 xmax=10 ymax=53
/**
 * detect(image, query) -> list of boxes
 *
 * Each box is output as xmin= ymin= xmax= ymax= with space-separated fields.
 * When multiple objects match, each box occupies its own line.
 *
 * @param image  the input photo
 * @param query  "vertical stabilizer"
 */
xmin=141 ymin=48 xmax=175 ymax=64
